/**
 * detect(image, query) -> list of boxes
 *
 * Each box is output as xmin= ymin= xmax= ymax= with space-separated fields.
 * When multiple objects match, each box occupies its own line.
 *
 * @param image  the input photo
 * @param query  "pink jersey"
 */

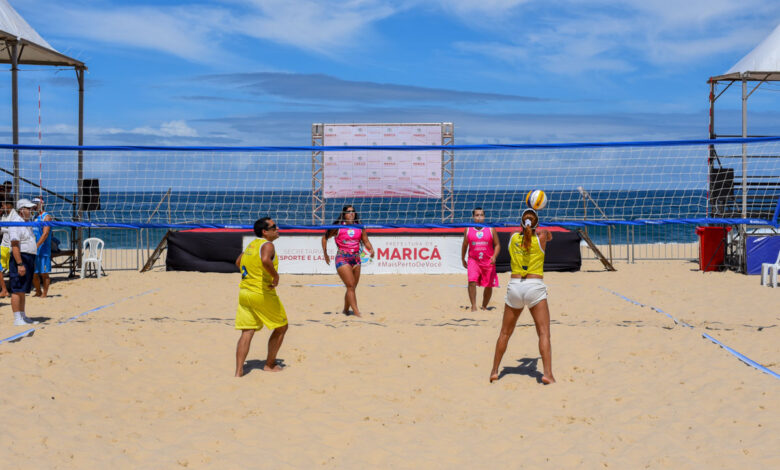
xmin=335 ymin=226 xmax=362 ymax=254
xmin=467 ymin=227 xmax=495 ymax=262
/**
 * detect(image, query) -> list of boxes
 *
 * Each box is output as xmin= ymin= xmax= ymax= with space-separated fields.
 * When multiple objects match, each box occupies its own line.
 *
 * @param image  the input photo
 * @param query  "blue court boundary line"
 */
xmin=0 ymin=328 xmax=35 ymax=344
xmin=0 ymin=136 xmax=779 ymax=152
xmin=0 ymin=288 xmax=159 ymax=345
xmin=0 ymin=218 xmax=774 ymax=230
xmin=601 ymin=287 xmax=780 ymax=380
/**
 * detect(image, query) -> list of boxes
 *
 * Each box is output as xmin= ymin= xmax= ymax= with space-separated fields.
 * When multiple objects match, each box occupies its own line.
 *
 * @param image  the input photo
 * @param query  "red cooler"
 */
xmin=695 ymin=226 xmax=731 ymax=271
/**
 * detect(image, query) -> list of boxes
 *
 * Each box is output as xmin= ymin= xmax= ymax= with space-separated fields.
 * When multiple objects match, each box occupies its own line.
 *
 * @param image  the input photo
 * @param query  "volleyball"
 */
xmin=525 ymin=189 xmax=548 ymax=210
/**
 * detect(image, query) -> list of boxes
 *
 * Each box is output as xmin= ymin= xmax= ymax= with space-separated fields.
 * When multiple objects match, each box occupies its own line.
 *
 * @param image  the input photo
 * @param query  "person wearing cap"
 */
xmin=490 ymin=208 xmax=555 ymax=385
xmin=32 ymin=198 xmax=53 ymax=297
xmin=0 ymin=197 xmax=15 ymax=298
xmin=8 ymin=199 xmax=39 ymax=326
xmin=0 ymin=180 xmax=12 ymax=202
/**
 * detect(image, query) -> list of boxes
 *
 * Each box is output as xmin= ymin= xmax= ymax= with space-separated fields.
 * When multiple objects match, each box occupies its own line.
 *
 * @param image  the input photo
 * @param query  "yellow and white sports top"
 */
xmin=239 ymin=238 xmax=277 ymax=293
xmin=508 ymin=232 xmax=545 ymax=277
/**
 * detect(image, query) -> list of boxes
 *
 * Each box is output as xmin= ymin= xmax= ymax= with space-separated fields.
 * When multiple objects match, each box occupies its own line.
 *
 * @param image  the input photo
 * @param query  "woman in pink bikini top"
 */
xmin=321 ymin=205 xmax=374 ymax=318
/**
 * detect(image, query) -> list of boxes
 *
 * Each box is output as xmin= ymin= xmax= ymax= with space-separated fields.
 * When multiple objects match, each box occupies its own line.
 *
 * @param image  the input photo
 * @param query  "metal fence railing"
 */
xmin=579 ymin=225 xmax=698 ymax=263
xmin=47 ymin=224 xmax=701 ymax=277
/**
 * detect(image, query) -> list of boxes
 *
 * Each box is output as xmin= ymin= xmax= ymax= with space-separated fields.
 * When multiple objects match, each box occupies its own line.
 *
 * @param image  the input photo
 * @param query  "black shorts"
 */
xmin=9 ymin=253 xmax=36 ymax=294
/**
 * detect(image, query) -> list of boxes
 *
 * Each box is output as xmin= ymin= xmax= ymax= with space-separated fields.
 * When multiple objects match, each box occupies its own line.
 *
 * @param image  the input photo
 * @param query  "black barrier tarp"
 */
xmin=166 ymin=229 xmax=581 ymax=273
xmin=494 ymin=230 xmax=581 ymax=273
xmin=167 ymin=231 xmax=244 ymax=273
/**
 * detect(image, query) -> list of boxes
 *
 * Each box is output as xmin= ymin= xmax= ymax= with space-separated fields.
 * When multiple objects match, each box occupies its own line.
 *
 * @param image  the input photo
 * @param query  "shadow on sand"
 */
xmin=499 ymin=357 xmax=543 ymax=383
xmin=242 ymin=358 xmax=286 ymax=376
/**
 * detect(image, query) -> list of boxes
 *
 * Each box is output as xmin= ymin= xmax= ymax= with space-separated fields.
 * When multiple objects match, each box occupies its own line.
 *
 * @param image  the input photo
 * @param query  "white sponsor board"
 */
xmin=243 ymin=236 xmax=466 ymax=274
xmin=322 ymin=124 xmax=443 ymax=198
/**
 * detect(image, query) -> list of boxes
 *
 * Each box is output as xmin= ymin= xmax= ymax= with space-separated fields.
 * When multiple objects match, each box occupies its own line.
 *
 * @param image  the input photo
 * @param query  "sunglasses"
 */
xmin=265 ymin=224 xmax=278 ymax=231
xmin=344 ymin=210 xmax=356 ymax=213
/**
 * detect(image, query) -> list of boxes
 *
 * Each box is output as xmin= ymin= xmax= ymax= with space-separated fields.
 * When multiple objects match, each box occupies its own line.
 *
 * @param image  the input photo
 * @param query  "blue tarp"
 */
xmin=746 ymin=235 xmax=780 ymax=275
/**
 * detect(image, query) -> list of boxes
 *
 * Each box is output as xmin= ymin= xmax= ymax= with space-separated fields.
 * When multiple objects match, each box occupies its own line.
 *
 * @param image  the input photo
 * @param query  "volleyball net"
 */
xmin=0 ymin=137 xmax=778 ymax=231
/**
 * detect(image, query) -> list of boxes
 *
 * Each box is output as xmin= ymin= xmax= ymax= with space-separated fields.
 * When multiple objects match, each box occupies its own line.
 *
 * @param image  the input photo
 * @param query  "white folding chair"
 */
xmin=760 ymin=250 xmax=780 ymax=287
xmin=81 ymin=237 xmax=105 ymax=279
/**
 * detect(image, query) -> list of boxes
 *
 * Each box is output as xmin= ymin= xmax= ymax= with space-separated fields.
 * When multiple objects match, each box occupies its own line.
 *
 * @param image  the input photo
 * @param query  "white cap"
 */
xmin=16 ymin=198 xmax=36 ymax=210
xmin=32 ymin=197 xmax=43 ymax=203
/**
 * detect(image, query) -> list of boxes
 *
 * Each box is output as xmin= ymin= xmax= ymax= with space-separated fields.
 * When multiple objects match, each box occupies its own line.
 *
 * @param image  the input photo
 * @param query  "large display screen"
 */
xmin=322 ymin=124 xmax=443 ymax=198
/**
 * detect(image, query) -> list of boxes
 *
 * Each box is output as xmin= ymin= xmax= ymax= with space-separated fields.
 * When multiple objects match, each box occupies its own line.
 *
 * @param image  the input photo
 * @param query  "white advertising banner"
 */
xmin=322 ymin=124 xmax=443 ymax=198
xmin=243 ymin=236 xmax=466 ymax=274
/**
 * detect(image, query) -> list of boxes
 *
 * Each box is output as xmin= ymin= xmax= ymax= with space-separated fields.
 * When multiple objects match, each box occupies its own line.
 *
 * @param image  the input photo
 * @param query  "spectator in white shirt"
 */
xmin=0 ymin=197 xmax=14 ymax=298
xmin=9 ymin=199 xmax=38 ymax=326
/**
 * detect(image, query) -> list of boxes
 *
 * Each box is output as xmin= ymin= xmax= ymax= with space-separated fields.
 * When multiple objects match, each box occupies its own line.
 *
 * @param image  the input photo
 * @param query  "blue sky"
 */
xmin=3 ymin=0 xmax=780 ymax=147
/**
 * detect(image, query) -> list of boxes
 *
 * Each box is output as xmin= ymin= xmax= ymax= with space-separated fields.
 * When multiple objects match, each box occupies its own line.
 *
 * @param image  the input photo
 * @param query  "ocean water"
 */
xmin=38 ymin=189 xmax=707 ymax=249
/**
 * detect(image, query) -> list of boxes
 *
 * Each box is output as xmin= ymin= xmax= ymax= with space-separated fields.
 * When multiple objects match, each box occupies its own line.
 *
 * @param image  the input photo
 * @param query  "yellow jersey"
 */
xmin=239 ymin=238 xmax=277 ymax=294
xmin=508 ymin=232 xmax=545 ymax=276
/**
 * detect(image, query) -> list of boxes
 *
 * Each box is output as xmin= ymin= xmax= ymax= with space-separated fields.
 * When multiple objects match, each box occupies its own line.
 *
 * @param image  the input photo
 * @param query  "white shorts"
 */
xmin=505 ymin=278 xmax=548 ymax=309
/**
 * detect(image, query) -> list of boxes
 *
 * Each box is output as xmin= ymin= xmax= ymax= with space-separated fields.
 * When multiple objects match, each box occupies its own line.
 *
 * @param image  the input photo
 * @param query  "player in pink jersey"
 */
xmin=461 ymin=207 xmax=500 ymax=311
xmin=321 ymin=205 xmax=374 ymax=317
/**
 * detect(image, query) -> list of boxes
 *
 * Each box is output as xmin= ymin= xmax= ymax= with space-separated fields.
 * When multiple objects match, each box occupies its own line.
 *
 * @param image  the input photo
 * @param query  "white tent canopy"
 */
xmin=728 ymin=23 xmax=780 ymax=74
xmin=0 ymin=0 xmax=83 ymax=66
xmin=713 ymin=23 xmax=780 ymax=81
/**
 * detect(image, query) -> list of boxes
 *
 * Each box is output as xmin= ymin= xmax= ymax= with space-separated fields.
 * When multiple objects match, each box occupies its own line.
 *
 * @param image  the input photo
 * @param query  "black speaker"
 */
xmin=709 ymin=167 xmax=734 ymax=216
xmin=81 ymin=178 xmax=101 ymax=212
xmin=710 ymin=167 xmax=734 ymax=198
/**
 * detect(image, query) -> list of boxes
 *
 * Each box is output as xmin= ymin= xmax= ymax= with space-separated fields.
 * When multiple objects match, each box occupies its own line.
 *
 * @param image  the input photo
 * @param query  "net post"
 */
xmin=10 ymin=40 xmax=19 ymax=201
xmin=708 ymin=78 xmax=716 ymax=218
xmin=76 ymin=67 xmax=86 ymax=271
xmin=740 ymin=78 xmax=748 ymax=272
xmin=312 ymin=123 xmax=325 ymax=224
xmin=441 ymin=122 xmax=454 ymax=222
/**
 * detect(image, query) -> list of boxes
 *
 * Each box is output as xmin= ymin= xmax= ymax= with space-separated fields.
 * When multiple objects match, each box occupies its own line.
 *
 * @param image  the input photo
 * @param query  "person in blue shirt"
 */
xmin=32 ymin=198 xmax=53 ymax=298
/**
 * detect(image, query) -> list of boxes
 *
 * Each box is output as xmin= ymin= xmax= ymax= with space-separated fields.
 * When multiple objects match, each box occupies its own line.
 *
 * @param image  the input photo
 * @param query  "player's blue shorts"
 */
xmin=10 ymin=253 xmax=35 ymax=293
xmin=35 ymin=253 xmax=51 ymax=274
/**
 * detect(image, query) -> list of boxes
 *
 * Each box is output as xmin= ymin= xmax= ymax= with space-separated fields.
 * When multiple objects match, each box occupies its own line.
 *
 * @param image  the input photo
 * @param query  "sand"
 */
xmin=0 ymin=260 xmax=778 ymax=468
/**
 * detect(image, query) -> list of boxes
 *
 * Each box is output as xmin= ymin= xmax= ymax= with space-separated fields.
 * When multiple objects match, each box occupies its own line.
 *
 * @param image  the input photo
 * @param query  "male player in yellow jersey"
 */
xmin=490 ymin=208 xmax=555 ymax=385
xmin=234 ymin=217 xmax=289 ymax=377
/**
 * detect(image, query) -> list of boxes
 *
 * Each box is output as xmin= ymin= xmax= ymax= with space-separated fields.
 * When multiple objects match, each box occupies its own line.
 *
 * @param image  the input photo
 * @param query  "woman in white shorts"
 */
xmin=490 ymin=208 xmax=555 ymax=385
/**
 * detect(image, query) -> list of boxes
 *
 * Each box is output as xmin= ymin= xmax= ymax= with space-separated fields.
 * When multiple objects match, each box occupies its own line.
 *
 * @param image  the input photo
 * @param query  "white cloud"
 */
xmin=435 ymin=0 xmax=530 ymax=17
xmin=443 ymin=0 xmax=780 ymax=74
xmin=233 ymin=0 xmax=398 ymax=55
xmin=106 ymin=120 xmax=198 ymax=138
xmin=20 ymin=1 xmax=230 ymax=63
xmin=20 ymin=0 xmax=401 ymax=62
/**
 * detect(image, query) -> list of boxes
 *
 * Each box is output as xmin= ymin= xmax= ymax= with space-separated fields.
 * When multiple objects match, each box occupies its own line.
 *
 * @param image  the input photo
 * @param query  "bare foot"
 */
xmin=480 ymin=306 xmax=488 ymax=311
xmin=0 ymin=291 xmax=9 ymax=298
xmin=33 ymin=292 xmax=42 ymax=297
xmin=352 ymin=310 xmax=362 ymax=318
xmin=471 ymin=306 xmax=478 ymax=312
xmin=489 ymin=372 xmax=499 ymax=383
xmin=263 ymin=363 xmax=283 ymax=372
xmin=541 ymin=375 xmax=556 ymax=385
xmin=235 ymin=369 xmax=244 ymax=378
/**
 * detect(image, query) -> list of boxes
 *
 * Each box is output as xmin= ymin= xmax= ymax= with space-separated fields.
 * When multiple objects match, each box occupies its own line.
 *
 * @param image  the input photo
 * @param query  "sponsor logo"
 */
xmin=376 ymin=246 xmax=442 ymax=261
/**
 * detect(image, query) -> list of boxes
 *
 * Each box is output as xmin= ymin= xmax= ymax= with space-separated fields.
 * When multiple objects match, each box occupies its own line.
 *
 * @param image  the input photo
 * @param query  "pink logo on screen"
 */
xmin=376 ymin=246 xmax=442 ymax=261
